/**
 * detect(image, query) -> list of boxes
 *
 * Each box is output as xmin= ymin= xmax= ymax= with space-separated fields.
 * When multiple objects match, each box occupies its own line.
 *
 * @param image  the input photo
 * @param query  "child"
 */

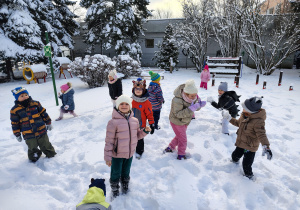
xmin=131 ymin=78 xmax=155 ymax=159
xmin=148 ymin=71 xmax=164 ymax=130
xmin=222 ymin=96 xmax=272 ymax=180
xmin=76 ymin=178 xmax=111 ymax=210
xmin=164 ymin=80 xmax=206 ymax=160
xmin=10 ymin=87 xmax=56 ymax=162
xmin=200 ymin=65 xmax=210 ymax=90
xmin=108 ymin=69 xmax=123 ymax=107
xmin=56 ymin=82 xmax=77 ymax=121
xmin=104 ymin=95 xmax=151 ymax=198
xmin=207 ymin=82 xmax=240 ymax=135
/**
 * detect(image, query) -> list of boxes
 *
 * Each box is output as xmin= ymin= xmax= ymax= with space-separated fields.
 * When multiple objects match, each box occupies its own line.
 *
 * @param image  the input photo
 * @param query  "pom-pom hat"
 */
xmin=183 ymin=79 xmax=198 ymax=94
xmin=11 ymin=87 xmax=29 ymax=100
xmin=242 ymin=96 xmax=263 ymax=113
xmin=108 ymin=69 xmax=118 ymax=79
xmin=218 ymin=82 xmax=228 ymax=92
xmin=149 ymin=71 xmax=161 ymax=81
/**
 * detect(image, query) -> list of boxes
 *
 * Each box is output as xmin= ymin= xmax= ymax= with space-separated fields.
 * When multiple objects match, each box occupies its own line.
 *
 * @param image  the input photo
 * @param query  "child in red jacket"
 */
xmin=131 ymin=78 xmax=155 ymax=159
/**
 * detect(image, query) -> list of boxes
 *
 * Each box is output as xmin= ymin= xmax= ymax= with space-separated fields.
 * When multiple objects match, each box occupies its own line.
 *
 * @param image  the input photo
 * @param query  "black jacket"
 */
xmin=211 ymin=91 xmax=240 ymax=118
xmin=108 ymin=79 xmax=122 ymax=100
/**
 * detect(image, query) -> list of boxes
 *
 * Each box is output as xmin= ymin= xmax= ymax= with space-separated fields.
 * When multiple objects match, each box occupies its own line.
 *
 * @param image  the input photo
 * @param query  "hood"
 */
xmin=224 ymin=91 xmax=240 ymax=102
xmin=64 ymin=87 xmax=74 ymax=95
xmin=249 ymin=108 xmax=266 ymax=120
xmin=173 ymin=84 xmax=185 ymax=98
xmin=76 ymin=187 xmax=109 ymax=208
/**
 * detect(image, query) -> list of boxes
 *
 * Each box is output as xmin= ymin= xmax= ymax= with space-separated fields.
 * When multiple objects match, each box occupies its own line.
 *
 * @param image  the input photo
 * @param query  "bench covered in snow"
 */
xmin=141 ymin=69 xmax=165 ymax=80
xmin=206 ymin=56 xmax=242 ymax=76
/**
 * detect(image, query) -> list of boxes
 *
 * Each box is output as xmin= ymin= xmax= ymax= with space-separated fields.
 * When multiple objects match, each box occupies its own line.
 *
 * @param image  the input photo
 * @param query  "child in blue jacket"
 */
xmin=56 ymin=82 xmax=77 ymax=121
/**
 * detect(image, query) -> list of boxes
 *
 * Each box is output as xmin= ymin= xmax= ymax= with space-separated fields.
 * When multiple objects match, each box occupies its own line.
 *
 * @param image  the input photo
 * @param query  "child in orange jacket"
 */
xmin=131 ymin=78 xmax=155 ymax=159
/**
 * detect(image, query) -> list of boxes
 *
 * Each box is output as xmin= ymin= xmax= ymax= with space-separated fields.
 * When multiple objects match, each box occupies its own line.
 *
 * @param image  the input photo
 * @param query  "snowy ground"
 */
xmin=0 ymin=66 xmax=299 ymax=210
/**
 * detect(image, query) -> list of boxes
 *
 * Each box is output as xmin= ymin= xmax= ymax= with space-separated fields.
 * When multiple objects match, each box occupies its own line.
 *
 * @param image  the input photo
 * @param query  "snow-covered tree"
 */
xmin=80 ymin=0 xmax=151 ymax=60
xmin=69 ymin=54 xmax=115 ymax=87
xmin=241 ymin=0 xmax=300 ymax=75
xmin=0 ymin=0 xmax=79 ymax=80
xmin=176 ymin=0 xmax=213 ymax=72
xmin=113 ymin=54 xmax=140 ymax=78
xmin=153 ymin=24 xmax=179 ymax=71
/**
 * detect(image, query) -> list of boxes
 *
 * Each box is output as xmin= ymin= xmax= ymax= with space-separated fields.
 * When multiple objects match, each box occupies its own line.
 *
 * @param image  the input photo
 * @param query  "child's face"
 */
xmin=218 ymin=89 xmax=225 ymax=95
xmin=61 ymin=89 xmax=65 ymax=93
xmin=119 ymin=102 xmax=130 ymax=113
xmin=108 ymin=76 xmax=114 ymax=81
xmin=185 ymin=93 xmax=197 ymax=100
xmin=134 ymin=88 xmax=143 ymax=97
xmin=18 ymin=93 xmax=29 ymax=102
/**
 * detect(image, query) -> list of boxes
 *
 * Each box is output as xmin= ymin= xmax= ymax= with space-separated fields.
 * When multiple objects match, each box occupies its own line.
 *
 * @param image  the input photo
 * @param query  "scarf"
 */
xmin=108 ymin=78 xmax=118 ymax=84
xmin=182 ymin=91 xmax=198 ymax=104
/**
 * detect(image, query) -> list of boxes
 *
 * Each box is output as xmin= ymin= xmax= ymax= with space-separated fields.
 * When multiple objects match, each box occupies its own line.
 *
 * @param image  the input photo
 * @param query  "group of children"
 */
xmin=10 ymin=66 xmax=272 ymax=205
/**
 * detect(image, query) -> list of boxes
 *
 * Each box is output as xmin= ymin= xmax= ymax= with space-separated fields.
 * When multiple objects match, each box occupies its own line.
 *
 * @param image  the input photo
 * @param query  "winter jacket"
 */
xmin=200 ymin=70 xmax=210 ymax=83
xmin=10 ymin=97 xmax=51 ymax=140
xmin=211 ymin=91 xmax=240 ymax=118
xmin=76 ymin=187 xmax=111 ymax=210
xmin=59 ymin=87 xmax=75 ymax=110
xmin=131 ymin=91 xmax=155 ymax=128
xmin=169 ymin=84 xmax=201 ymax=126
xmin=230 ymin=109 xmax=270 ymax=152
xmin=108 ymin=79 xmax=122 ymax=100
xmin=148 ymin=82 xmax=164 ymax=110
xmin=104 ymin=109 xmax=148 ymax=162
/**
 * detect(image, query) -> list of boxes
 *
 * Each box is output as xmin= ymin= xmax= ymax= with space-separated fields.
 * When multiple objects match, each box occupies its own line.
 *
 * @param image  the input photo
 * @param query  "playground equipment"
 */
xmin=141 ymin=69 xmax=165 ymax=80
xmin=206 ymin=56 xmax=242 ymax=76
xmin=54 ymin=57 xmax=73 ymax=79
xmin=22 ymin=62 xmax=47 ymax=84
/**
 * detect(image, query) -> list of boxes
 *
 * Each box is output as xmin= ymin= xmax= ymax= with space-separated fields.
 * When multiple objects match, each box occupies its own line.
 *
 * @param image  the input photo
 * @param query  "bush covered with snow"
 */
xmin=69 ymin=55 xmax=115 ymax=88
xmin=113 ymin=55 xmax=141 ymax=79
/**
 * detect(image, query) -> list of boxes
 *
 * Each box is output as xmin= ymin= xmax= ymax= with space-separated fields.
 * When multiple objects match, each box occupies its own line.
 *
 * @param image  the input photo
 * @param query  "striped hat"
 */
xmin=149 ymin=71 xmax=161 ymax=81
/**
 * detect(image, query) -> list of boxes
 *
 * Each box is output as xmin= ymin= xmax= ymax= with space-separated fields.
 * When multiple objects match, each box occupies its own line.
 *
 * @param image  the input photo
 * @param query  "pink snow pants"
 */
xmin=169 ymin=122 xmax=188 ymax=155
xmin=200 ymin=82 xmax=207 ymax=90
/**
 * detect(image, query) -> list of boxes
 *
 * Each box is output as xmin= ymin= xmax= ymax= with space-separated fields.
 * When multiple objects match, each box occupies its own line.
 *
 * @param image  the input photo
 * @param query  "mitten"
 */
xmin=262 ymin=145 xmax=272 ymax=160
xmin=64 ymin=105 xmax=69 ymax=110
xmin=189 ymin=102 xmax=201 ymax=112
xmin=16 ymin=135 xmax=22 ymax=142
xmin=46 ymin=124 xmax=53 ymax=131
xmin=150 ymin=124 xmax=155 ymax=135
xmin=222 ymin=110 xmax=232 ymax=121
xmin=207 ymin=96 xmax=214 ymax=103
xmin=200 ymin=100 xmax=206 ymax=107
xmin=58 ymin=92 xmax=61 ymax=97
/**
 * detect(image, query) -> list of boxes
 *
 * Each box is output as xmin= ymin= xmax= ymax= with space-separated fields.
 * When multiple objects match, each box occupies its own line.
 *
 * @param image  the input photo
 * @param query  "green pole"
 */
xmin=45 ymin=31 xmax=59 ymax=106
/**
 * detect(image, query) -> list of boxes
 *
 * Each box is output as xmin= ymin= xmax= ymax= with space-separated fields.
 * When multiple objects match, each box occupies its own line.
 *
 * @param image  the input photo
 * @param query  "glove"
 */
xmin=222 ymin=110 xmax=232 ymax=121
xmin=150 ymin=124 xmax=155 ymax=135
xmin=189 ymin=101 xmax=201 ymax=112
xmin=16 ymin=135 xmax=22 ymax=142
xmin=207 ymin=96 xmax=214 ymax=103
xmin=199 ymin=100 xmax=206 ymax=107
xmin=262 ymin=145 xmax=272 ymax=160
xmin=46 ymin=124 xmax=53 ymax=131
xmin=58 ymin=92 xmax=61 ymax=97
xmin=64 ymin=105 xmax=69 ymax=110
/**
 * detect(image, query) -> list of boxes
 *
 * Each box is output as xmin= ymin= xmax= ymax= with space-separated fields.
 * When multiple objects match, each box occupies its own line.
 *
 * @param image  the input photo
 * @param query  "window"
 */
xmin=267 ymin=7 xmax=274 ymax=14
xmin=145 ymin=39 xmax=154 ymax=48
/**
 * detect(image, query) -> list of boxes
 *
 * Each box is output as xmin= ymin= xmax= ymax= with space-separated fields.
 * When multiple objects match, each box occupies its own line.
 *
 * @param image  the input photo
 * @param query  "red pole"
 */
xmin=256 ymin=74 xmax=259 ymax=85
xmin=235 ymin=76 xmax=239 ymax=88
xmin=278 ymin=71 xmax=283 ymax=86
xmin=212 ymin=73 xmax=215 ymax=86
xmin=289 ymin=84 xmax=293 ymax=91
xmin=263 ymin=80 xmax=267 ymax=89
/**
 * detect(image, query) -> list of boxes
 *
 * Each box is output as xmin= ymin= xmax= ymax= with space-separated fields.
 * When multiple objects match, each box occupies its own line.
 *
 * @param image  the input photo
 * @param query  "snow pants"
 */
xmin=222 ymin=117 xmax=229 ymax=134
xmin=110 ymin=157 xmax=133 ymax=182
xmin=232 ymin=147 xmax=256 ymax=177
xmin=200 ymin=82 xmax=208 ymax=90
xmin=153 ymin=110 xmax=161 ymax=129
xmin=169 ymin=122 xmax=188 ymax=156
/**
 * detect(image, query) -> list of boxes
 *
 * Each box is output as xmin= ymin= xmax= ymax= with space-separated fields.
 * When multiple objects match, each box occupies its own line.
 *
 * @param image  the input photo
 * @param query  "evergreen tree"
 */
xmin=153 ymin=24 xmax=179 ymax=71
xmin=80 ymin=0 xmax=151 ymax=60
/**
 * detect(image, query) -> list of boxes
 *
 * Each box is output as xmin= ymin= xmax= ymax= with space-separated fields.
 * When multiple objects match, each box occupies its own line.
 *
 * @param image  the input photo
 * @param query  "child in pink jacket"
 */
xmin=200 ymin=65 xmax=210 ymax=90
xmin=104 ymin=95 xmax=151 ymax=199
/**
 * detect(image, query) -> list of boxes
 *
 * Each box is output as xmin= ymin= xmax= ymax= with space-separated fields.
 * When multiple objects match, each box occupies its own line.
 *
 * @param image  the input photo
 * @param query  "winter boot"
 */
xmin=136 ymin=153 xmax=142 ymax=160
xmin=177 ymin=155 xmax=187 ymax=160
xmin=55 ymin=117 xmax=63 ymax=121
xmin=163 ymin=147 xmax=173 ymax=154
xmin=121 ymin=176 xmax=130 ymax=194
xmin=110 ymin=179 xmax=120 ymax=200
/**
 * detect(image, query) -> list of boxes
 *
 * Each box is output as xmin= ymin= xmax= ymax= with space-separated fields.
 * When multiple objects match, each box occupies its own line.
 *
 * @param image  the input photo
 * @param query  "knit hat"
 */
xmin=204 ymin=65 xmax=209 ymax=71
xmin=183 ymin=79 xmax=198 ymax=94
xmin=149 ymin=71 xmax=161 ymax=81
xmin=61 ymin=82 xmax=71 ymax=92
xmin=242 ymin=96 xmax=263 ymax=113
xmin=218 ymin=82 xmax=228 ymax=92
xmin=108 ymin=69 xmax=118 ymax=79
xmin=116 ymin=95 xmax=132 ymax=110
xmin=11 ymin=87 xmax=29 ymax=100
xmin=89 ymin=178 xmax=106 ymax=197
xmin=132 ymin=78 xmax=146 ymax=95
